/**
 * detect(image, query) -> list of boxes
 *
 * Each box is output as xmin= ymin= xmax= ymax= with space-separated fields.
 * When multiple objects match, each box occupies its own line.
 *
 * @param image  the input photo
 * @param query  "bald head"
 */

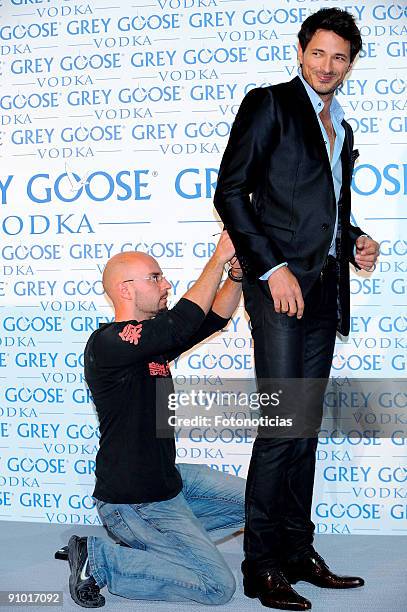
xmin=103 ymin=251 xmax=160 ymax=304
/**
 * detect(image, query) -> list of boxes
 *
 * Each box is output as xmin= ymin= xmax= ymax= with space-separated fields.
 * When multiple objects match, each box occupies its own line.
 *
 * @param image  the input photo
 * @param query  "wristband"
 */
xmin=227 ymin=268 xmax=243 ymax=282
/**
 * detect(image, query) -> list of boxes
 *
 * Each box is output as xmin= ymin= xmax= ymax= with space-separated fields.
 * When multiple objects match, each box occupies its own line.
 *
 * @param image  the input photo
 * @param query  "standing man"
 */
xmin=66 ymin=232 xmax=246 ymax=608
xmin=214 ymin=8 xmax=380 ymax=611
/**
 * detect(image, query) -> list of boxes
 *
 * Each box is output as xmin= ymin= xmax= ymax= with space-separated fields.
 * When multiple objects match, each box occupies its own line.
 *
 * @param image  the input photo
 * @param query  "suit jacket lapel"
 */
xmin=290 ymin=77 xmax=335 ymax=202
xmin=340 ymin=122 xmax=352 ymax=205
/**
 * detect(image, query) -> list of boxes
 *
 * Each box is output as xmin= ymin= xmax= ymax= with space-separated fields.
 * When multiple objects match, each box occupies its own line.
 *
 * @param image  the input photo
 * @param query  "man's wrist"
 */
xmin=260 ymin=262 xmax=288 ymax=281
xmin=227 ymin=267 xmax=243 ymax=282
xmin=356 ymin=233 xmax=372 ymax=244
xmin=208 ymin=254 xmax=227 ymax=271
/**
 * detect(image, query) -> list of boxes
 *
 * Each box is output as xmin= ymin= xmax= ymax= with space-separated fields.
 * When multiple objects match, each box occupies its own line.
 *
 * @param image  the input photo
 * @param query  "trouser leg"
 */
xmin=242 ymin=269 xmax=337 ymax=572
xmin=89 ymin=490 xmax=236 ymax=604
xmin=282 ymin=266 xmax=337 ymax=560
xmin=177 ymin=463 xmax=245 ymax=540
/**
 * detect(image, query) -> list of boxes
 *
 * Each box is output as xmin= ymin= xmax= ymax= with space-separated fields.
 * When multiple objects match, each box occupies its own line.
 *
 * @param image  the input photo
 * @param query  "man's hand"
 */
xmin=267 ymin=266 xmax=304 ymax=318
xmin=355 ymin=236 xmax=379 ymax=271
xmin=183 ymin=230 xmax=238 ymax=315
xmin=213 ymin=230 xmax=237 ymax=265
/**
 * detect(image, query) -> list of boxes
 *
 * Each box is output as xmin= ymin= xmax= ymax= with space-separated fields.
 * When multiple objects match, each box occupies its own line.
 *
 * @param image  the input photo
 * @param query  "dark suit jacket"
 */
xmin=214 ymin=76 xmax=365 ymax=336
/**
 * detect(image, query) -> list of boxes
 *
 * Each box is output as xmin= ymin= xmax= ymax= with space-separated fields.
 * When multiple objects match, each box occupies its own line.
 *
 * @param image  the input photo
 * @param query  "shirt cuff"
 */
xmin=259 ymin=262 xmax=288 ymax=280
xmin=353 ymin=234 xmax=371 ymax=256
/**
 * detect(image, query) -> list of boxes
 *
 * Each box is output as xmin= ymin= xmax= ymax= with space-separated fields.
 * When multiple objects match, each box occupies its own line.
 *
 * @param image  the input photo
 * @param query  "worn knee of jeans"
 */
xmin=202 ymin=567 xmax=236 ymax=604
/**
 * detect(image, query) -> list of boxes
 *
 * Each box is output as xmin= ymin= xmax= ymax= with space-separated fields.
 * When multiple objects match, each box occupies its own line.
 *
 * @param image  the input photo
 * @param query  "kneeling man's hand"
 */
xmin=268 ymin=267 xmax=304 ymax=319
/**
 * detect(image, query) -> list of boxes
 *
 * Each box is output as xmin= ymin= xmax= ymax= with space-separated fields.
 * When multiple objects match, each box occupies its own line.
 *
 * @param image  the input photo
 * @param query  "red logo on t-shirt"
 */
xmin=148 ymin=362 xmax=170 ymax=377
xmin=118 ymin=323 xmax=142 ymax=345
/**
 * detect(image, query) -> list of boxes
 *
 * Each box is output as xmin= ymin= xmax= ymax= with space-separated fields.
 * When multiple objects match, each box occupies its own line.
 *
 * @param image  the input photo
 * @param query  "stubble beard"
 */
xmin=314 ymin=84 xmax=338 ymax=96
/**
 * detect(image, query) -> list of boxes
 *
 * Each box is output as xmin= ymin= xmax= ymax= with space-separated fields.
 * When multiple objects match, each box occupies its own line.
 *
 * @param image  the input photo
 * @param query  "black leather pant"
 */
xmin=242 ymin=259 xmax=338 ymax=573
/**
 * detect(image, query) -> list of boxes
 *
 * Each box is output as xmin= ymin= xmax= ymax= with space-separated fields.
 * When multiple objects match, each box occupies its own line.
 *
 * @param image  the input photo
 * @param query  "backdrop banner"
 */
xmin=0 ymin=0 xmax=406 ymax=534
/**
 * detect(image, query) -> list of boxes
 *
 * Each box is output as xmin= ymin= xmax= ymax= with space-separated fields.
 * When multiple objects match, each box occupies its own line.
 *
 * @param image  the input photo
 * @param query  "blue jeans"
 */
xmin=88 ymin=463 xmax=245 ymax=604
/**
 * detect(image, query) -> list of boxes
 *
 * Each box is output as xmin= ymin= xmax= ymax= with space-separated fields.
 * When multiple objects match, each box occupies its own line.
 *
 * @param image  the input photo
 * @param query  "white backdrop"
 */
xmin=0 ymin=0 xmax=406 ymax=534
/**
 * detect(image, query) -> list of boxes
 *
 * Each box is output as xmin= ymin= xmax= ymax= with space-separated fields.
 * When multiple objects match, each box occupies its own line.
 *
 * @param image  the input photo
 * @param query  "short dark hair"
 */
xmin=298 ymin=8 xmax=362 ymax=63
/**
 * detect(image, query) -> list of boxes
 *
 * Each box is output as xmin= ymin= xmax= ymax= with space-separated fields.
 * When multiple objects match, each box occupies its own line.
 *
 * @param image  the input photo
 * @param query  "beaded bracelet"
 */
xmin=227 ymin=268 xmax=244 ymax=282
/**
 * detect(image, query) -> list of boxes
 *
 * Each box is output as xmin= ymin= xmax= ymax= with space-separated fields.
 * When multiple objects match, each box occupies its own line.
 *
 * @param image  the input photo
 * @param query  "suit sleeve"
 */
xmin=93 ymin=298 xmax=206 ymax=367
xmin=345 ymin=124 xmax=366 ymax=269
xmin=214 ymin=87 xmax=281 ymax=277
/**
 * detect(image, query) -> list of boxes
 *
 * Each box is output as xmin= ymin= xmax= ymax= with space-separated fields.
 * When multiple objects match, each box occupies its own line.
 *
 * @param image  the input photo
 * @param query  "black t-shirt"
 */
xmin=84 ymin=298 xmax=228 ymax=504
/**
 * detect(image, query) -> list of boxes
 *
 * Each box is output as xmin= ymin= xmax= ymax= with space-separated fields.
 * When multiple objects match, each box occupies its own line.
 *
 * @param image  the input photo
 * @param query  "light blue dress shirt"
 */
xmin=260 ymin=70 xmax=345 ymax=280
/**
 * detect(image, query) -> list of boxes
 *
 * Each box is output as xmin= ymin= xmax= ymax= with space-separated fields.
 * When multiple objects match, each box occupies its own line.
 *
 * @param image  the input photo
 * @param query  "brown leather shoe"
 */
xmin=283 ymin=552 xmax=365 ymax=589
xmin=242 ymin=562 xmax=312 ymax=610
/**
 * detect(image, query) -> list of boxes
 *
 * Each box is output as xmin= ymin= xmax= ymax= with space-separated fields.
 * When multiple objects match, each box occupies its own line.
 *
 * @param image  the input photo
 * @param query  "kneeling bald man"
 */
xmin=66 ymin=231 xmax=246 ymax=608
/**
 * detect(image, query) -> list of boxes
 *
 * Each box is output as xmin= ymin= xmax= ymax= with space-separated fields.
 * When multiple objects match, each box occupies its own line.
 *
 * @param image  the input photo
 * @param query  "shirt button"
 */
xmin=322 ymin=223 xmax=329 ymax=230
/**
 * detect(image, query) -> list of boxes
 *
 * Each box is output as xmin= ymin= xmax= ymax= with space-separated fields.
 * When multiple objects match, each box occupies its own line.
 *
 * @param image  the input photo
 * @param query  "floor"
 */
xmin=0 ymin=521 xmax=405 ymax=611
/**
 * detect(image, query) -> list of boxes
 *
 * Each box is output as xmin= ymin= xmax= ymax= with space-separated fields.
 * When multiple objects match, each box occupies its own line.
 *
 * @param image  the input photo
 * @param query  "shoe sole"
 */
xmin=68 ymin=536 xmax=105 ymax=608
xmin=286 ymin=576 xmax=364 ymax=589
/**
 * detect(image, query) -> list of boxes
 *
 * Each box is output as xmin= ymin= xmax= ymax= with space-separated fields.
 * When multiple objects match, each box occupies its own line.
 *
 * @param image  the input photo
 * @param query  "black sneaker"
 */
xmin=55 ymin=545 xmax=68 ymax=561
xmin=68 ymin=536 xmax=105 ymax=608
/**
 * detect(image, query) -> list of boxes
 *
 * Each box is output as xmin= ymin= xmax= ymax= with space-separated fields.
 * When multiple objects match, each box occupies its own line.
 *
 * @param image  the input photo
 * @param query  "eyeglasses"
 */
xmin=122 ymin=273 xmax=167 ymax=284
